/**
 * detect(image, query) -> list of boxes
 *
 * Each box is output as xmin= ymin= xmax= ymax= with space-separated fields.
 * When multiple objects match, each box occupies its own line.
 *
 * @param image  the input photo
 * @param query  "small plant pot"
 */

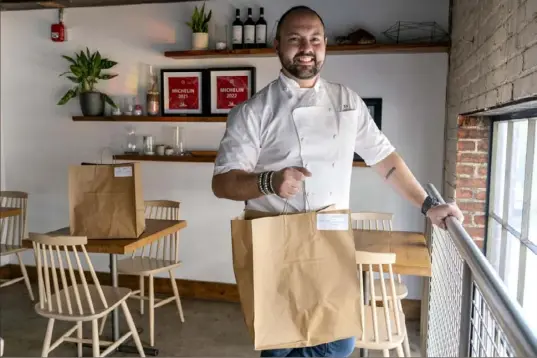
xmin=79 ymin=91 xmax=105 ymax=116
xmin=192 ymin=32 xmax=209 ymax=50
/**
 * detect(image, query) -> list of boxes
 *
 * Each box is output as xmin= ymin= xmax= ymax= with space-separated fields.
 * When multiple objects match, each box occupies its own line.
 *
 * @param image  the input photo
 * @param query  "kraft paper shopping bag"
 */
xmin=231 ymin=206 xmax=360 ymax=350
xmin=68 ymin=162 xmax=145 ymax=238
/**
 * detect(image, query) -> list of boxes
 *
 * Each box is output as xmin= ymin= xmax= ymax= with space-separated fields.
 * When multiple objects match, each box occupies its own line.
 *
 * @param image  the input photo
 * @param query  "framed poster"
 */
xmin=161 ymin=69 xmax=204 ymax=116
xmin=354 ymin=98 xmax=383 ymax=162
xmin=208 ymin=67 xmax=256 ymax=115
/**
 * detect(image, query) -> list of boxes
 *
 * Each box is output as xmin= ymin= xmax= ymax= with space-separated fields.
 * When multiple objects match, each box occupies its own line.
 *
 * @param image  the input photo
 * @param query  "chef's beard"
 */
xmin=279 ymin=51 xmax=322 ymax=80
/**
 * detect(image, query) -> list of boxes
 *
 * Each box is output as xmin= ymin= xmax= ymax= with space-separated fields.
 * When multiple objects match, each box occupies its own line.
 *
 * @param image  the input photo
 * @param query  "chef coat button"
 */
xmin=328 ymin=108 xmax=332 ymax=112
xmin=329 ymin=192 xmax=333 ymax=196
xmin=332 ymin=162 xmax=335 ymax=167
xmin=333 ymin=134 xmax=337 ymax=139
xmin=301 ymin=137 xmax=304 ymax=142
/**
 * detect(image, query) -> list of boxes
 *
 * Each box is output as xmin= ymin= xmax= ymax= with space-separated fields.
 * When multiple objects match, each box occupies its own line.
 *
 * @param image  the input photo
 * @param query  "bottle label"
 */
xmin=244 ymin=25 xmax=255 ymax=44
xmin=232 ymin=26 xmax=243 ymax=44
xmin=256 ymin=24 xmax=266 ymax=43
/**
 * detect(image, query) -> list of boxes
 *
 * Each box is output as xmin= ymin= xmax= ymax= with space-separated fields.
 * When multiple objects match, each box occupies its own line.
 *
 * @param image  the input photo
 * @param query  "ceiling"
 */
xmin=0 ymin=0 xmax=195 ymax=11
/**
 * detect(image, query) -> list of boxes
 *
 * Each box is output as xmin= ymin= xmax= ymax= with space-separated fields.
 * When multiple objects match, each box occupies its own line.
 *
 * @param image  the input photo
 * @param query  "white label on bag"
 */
xmin=316 ymin=214 xmax=349 ymax=231
xmin=114 ymin=166 xmax=133 ymax=177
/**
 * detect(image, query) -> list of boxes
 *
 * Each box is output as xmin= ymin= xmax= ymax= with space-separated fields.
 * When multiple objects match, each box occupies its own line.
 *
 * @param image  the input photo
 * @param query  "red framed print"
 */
xmin=161 ymin=69 xmax=204 ymax=115
xmin=208 ymin=67 xmax=256 ymax=115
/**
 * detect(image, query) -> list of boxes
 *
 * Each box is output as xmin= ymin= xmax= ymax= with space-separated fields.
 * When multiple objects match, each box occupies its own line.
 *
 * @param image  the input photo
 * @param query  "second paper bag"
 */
xmin=231 ymin=208 xmax=360 ymax=351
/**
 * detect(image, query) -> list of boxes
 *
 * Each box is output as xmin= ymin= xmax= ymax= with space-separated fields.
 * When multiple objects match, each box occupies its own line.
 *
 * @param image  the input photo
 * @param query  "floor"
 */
xmin=0 ymin=283 xmax=421 ymax=357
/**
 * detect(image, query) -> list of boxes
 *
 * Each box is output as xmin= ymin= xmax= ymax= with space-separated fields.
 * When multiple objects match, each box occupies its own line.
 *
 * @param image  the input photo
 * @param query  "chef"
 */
xmin=212 ymin=5 xmax=464 ymax=357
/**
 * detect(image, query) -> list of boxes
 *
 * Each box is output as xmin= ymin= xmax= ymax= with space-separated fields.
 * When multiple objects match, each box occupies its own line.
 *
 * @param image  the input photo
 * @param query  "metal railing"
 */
xmin=423 ymin=184 xmax=537 ymax=357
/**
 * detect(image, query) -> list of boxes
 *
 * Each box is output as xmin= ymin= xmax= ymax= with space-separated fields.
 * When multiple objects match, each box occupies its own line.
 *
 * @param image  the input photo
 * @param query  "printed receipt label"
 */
xmin=114 ymin=166 xmax=133 ymax=177
xmin=316 ymin=213 xmax=349 ymax=231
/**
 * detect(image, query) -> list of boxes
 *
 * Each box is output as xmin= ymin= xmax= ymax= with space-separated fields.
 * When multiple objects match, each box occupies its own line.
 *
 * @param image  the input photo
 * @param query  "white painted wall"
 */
xmin=0 ymin=0 xmax=449 ymax=299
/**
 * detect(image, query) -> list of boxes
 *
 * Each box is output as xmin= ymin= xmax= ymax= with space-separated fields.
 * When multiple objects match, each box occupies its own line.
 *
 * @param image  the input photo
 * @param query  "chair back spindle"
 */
xmin=351 ymin=212 xmax=393 ymax=231
xmin=0 ymin=191 xmax=28 ymax=247
xmin=30 ymin=233 xmax=108 ymax=317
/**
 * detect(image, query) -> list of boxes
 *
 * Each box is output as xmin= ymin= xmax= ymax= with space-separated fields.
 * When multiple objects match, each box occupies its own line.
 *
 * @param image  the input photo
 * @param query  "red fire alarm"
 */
xmin=51 ymin=8 xmax=66 ymax=42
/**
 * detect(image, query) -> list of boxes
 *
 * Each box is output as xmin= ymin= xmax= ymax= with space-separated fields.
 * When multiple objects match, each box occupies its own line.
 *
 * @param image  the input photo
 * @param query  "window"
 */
xmin=486 ymin=116 xmax=536 ymax=335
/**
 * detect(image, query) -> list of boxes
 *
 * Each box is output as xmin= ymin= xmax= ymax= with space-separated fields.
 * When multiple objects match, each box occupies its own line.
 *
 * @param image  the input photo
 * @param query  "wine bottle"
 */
xmin=232 ymin=9 xmax=243 ymax=50
xmin=243 ymin=7 xmax=255 ymax=49
xmin=255 ymin=7 xmax=267 ymax=48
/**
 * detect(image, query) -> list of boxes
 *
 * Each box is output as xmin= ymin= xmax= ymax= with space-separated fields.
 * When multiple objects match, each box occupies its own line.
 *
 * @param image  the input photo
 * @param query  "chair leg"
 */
xmin=169 ymin=270 xmax=184 ymax=322
xmin=382 ymin=349 xmax=389 ymax=357
xmin=91 ymin=319 xmax=100 ymax=357
xmin=403 ymin=333 xmax=411 ymax=357
xmin=396 ymin=344 xmax=404 ymax=357
xmin=77 ymin=322 xmax=83 ymax=357
xmin=16 ymin=252 xmax=34 ymax=301
xmin=121 ymin=301 xmax=146 ymax=357
xmin=41 ymin=318 xmax=55 ymax=357
xmin=98 ymin=315 xmax=107 ymax=336
xmin=140 ymin=275 xmax=144 ymax=315
xmin=149 ymin=274 xmax=155 ymax=347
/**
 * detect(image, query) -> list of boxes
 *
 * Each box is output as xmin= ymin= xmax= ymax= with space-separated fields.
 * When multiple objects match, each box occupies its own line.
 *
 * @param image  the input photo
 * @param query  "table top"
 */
xmin=0 ymin=207 xmax=22 ymax=219
xmin=353 ymin=229 xmax=432 ymax=277
xmin=23 ymin=219 xmax=187 ymax=255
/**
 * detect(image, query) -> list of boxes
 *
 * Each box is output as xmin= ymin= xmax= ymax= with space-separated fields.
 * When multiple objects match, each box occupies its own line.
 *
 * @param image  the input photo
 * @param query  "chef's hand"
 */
xmin=426 ymin=201 xmax=464 ymax=230
xmin=272 ymin=167 xmax=312 ymax=199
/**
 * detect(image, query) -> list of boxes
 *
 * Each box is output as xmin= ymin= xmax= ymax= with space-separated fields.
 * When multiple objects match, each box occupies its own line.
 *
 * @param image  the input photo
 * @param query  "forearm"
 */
xmin=212 ymin=170 xmax=264 ymax=201
xmin=371 ymin=152 xmax=428 ymax=209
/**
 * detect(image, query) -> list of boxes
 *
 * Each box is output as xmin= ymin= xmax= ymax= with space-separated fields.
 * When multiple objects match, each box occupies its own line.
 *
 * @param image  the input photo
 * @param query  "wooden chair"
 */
xmin=351 ymin=212 xmax=410 ymax=356
xmin=355 ymin=250 xmax=407 ymax=356
xmin=29 ymin=233 xmax=145 ymax=357
xmin=0 ymin=191 xmax=34 ymax=301
xmin=113 ymin=200 xmax=184 ymax=347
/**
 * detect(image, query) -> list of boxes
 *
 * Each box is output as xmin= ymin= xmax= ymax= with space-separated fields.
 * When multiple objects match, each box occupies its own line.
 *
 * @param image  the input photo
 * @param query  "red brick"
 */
xmin=458 ymin=141 xmax=477 ymax=151
xmin=456 ymin=188 xmax=474 ymax=199
xmin=474 ymin=238 xmax=485 ymax=249
xmin=458 ymin=116 xmax=487 ymax=128
xmin=457 ymin=152 xmax=488 ymax=163
xmin=477 ymin=166 xmax=488 ymax=177
xmin=458 ymin=178 xmax=487 ymax=188
xmin=459 ymin=201 xmax=486 ymax=212
xmin=473 ymin=214 xmax=486 ymax=226
xmin=457 ymin=164 xmax=475 ymax=176
xmin=477 ymin=140 xmax=489 ymax=152
xmin=476 ymin=191 xmax=488 ymax=201
xmin=458 ymin=128 xmax=489 ymax=139
xmin=465 ymin=227 xmax=486 ymax=239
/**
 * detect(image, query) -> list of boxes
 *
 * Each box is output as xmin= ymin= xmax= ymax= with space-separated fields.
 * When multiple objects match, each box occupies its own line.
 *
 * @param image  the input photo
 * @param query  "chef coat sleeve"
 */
xmin=354 ymin=96 xmax=395 ymax=166
xmin=213 ymin=102 xmax=261 ymax=176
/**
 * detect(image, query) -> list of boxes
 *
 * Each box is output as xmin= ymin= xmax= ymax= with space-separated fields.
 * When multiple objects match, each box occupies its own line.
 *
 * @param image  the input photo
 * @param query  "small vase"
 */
xmin=79 ymin=91 xmax=105 ymax=116
xmin=192 ymin=32 xmax=209 ymax=50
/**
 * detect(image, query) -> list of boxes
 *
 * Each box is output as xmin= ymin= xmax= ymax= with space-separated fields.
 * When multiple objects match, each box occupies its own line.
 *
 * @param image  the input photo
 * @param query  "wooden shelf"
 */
xmin=72 ymin=115 xmax=226 ymax=123
xmin=164 ymin=42 xmax=450 ymax=59
xmin=114 ymin=153 xmax=368 ymax=167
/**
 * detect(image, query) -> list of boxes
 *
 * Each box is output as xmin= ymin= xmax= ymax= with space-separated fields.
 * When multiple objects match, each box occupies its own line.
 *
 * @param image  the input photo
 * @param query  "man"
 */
xmin=212 ymin=5 xmax=463 ymax=357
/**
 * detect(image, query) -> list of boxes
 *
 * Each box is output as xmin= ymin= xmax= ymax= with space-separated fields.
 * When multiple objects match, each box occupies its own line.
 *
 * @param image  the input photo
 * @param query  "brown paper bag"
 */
xmin=231 ymin=206 xmax=360 ymax=351
xmin=68 ymin=162 xmax=145 ymax=239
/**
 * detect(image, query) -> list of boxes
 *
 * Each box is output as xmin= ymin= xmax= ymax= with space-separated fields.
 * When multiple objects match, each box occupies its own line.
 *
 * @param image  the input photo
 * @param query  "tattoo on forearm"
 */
xmin=385 ymin=167 xmax=396 ymax=180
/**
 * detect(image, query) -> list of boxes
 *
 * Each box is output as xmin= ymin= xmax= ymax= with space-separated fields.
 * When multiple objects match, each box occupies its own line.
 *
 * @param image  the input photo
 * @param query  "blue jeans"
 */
xmin=260 ymin=337 xmax=356 ymax=357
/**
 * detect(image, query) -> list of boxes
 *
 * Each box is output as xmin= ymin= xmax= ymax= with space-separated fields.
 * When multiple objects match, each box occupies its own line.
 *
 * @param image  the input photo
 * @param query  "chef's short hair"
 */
xmin=275 ymin=6 xmax=326 ymax=41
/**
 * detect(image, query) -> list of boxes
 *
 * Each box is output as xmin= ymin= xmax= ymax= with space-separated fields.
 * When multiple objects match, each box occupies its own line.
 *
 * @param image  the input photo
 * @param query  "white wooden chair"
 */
xmin=29 ymin=233 xmax=145 ymax=357
xmin=351 ymin=212 xmax=410 ymax=356
xmin=112 ymin=200 xmax=184 ymax=347
xmin=355 ymin=250 xmax=408 ymax=356
xmin=0 ymin=191 xmax=34 ymax=301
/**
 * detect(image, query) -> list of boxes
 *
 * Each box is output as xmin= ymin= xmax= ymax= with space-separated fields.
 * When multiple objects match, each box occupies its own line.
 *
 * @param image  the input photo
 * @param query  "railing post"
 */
xmin=459 ymin=263 xmax=472 ymax=357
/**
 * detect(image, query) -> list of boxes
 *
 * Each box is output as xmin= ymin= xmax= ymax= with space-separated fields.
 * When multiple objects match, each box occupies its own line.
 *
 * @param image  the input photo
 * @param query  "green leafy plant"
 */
xmin=57 ymin=47 xmax=118 ymax=108
xmin=186 ymin=2 xmax=212 ymax=33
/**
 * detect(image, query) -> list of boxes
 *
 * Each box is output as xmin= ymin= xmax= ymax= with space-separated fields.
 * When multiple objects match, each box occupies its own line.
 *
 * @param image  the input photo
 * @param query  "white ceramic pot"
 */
xmin=192 ymin=32 xmax=209 ymax=50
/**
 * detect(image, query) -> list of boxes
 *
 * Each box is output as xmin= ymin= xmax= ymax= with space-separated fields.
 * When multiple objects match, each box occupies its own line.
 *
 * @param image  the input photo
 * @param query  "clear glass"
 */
xmin=143 ymin=135 xmax=154 ymax=154
xmin=508 ymin=120 xmax=528 ymax=233
xmin=492 ymin=121 xmax=507 ymax=215
xmin=505 ymin=231 xmax=520 ymax=301
xmin=173 ymin=126 xmax=185 ymax=155
xmin=523 ymin=249 xmax=537 ymax=336
xmin=125 ymin=125 xmax=138 ymax=153
xmin=528 ymin=119 xmax=537 ymax=244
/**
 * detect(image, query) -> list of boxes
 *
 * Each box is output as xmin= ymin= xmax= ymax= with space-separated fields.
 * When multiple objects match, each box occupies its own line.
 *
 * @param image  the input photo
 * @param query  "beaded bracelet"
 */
xmin=258 ymin=171 xmax=275 ymax=195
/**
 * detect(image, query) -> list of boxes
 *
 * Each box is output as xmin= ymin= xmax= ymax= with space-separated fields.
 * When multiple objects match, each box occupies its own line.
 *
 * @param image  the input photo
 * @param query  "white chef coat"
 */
xmin=213 ymin=72 xmax=395 ymax=213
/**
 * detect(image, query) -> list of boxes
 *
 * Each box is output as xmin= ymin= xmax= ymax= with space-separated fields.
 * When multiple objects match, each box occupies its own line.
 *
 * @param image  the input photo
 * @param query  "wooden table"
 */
xmin=0 ymin=207 xmax=21 ymax=219
xmin=23 ymin=218 xmax=187 ymax=356
xmin=353 ymin=229 xmax=431 ymax=277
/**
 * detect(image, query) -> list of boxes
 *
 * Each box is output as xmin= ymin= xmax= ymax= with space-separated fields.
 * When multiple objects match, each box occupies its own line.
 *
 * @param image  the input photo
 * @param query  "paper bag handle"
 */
xmin=281 ymin=189 xmax=311 ymax=214
xmin=99 ymin=147 xmax=116 ymax=164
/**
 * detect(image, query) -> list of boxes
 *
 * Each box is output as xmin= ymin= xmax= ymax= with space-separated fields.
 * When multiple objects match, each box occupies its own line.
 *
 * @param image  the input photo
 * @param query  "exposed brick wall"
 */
xmin=444 ymin=0 xmax=537 ymax=244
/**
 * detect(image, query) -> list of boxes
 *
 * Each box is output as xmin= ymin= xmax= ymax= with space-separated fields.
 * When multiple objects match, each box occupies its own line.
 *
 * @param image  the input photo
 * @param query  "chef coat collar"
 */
xmin=278 ymin=71 xmax=322 ymax=97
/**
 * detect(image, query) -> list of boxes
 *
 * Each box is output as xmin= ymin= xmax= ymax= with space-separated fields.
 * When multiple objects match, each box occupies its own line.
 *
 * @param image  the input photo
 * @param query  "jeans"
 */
xmin=260 ymin=337 xmax=356 ymax=357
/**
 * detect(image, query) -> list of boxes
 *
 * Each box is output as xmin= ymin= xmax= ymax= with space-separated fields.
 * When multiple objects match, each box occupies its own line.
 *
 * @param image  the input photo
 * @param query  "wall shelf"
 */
xmin=72 ymin=115 xmax=226 ymax=123
xmin=113 ymin=153 xmax=369 ymax=167
xmin=164 ymin=42 xmax=450 ymax=59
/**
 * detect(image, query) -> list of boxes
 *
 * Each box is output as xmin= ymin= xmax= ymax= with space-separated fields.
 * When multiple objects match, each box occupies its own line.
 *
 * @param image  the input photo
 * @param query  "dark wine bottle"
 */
xmin=243 ymin=7 xmax=255 ymax=49
xmin=255 ymin=7 xmax=267 ymax=48
xmin=232 ymin=9 xmax=243 ymax=50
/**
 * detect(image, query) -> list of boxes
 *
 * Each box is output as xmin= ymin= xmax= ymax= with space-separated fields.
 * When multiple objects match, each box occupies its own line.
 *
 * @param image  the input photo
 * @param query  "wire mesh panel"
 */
xmin=425 ymin=226 xmax=465 ymax=357
xmin=470 ymin=284 xmax=515 ymax=357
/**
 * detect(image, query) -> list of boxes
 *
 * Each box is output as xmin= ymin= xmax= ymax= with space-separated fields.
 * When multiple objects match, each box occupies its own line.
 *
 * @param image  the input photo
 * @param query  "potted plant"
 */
xmin=57 ymin=48 xmax=118 ymax=116
xmin=186 ymin=2 xmax=212 ymax=50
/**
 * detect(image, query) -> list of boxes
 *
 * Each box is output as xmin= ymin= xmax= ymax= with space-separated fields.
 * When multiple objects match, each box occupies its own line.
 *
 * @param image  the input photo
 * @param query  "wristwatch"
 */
xmin=421 ymin=195 xmax=440 ymax=216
